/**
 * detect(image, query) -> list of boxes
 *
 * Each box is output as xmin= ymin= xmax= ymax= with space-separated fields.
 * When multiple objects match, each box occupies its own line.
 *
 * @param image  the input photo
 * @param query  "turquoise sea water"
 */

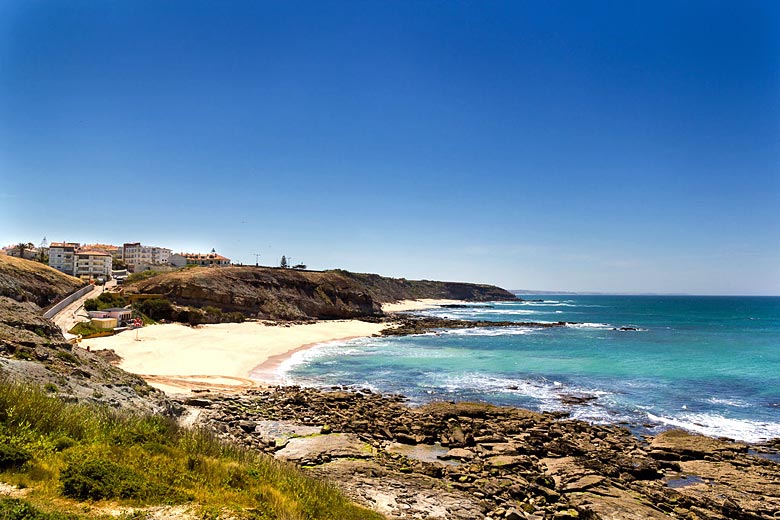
xmin=279 ymin=296 xmax=780 ymax=442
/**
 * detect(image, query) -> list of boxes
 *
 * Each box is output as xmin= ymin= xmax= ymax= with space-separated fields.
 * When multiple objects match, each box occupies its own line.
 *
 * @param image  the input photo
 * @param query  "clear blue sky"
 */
xmin=1 ymin=1 xmax=778 ymax=295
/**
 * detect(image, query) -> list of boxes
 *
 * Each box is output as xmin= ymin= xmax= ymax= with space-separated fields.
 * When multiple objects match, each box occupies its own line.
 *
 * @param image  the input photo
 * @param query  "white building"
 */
xmin=122 ymin=242 xmax=172 ymax=272
xmin=75 ymin=250 xmax=112 ymax=279
xmin=170 ymin=252 xmax=231 ymax=268
xmin=3 ymin=245 xmax=38 ymax=260
xmin=48 ymin=242 xmax=79 ymax=276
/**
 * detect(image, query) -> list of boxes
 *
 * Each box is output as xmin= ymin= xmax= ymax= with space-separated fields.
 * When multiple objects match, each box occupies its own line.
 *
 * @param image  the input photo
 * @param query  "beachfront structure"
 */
xmin=74 ymin=250 xmax=113 ymax=279
xmin=122 ymin=242 xmax=172 ymax=272
xmin=170 ymin=252 xmax=231 ymax=268
xmin=88 ymin=307 xmax=132 ymax=322
xmin=48 ymin=242 xmax=80 ymax=275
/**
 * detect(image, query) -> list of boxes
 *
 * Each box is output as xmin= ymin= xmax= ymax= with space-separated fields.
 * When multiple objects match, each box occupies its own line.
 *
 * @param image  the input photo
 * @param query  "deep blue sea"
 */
xmin=279 ymin=296 xmax=780 ymax=443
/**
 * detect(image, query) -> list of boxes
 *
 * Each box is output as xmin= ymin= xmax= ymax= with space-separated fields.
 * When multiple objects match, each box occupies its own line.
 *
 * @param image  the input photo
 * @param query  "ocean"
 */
xmin=279 ymin=295 xmax=780 ymax=443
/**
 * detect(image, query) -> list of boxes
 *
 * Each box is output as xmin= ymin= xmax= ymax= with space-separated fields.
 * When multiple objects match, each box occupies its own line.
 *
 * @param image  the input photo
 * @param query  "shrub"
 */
xmin=13 ymin=349 xmax=33 ymax=361
xmin=134 ymin=299 xmax=173 ymax=321
xmin=0 ymin=445 xmax=31 ymax=470
xmin=224 ymin=312 xmax=246 ymax=323
xmin=55 ymin=351 xmax=79 ymax=365
xmin=203 ymin=306 xmax=222 ymax=316
xmin=186 ymin=309 xmax=206 ymax=326
xmin=43 ymin=383 xmax=58 ymax=393
xmin=0 ymin=498 xmax=80 ymax=519
xmin=83 ymin=299 xmax=98 ymax=312
xmin=60 ymin=459 xmax=149 ymax=500
xmin=53 ymin=437 xmax=76 ymax=452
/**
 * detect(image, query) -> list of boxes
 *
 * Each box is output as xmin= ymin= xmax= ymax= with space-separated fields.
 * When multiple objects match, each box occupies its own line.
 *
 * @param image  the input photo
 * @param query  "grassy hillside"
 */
xmin=0 ymin=256 xmax=83 ymax=308
xmin=124 ymin=266 xmax=517 ymax=321
xmin=0 ymin=379 xmax=383 ymax=520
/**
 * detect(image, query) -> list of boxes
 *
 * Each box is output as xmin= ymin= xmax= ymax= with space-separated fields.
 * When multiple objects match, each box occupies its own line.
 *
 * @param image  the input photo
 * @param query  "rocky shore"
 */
xmin=179 ymin=386 xmax=780 ymax=520
xmin=379 ymin=316 xmax=576 ymax=336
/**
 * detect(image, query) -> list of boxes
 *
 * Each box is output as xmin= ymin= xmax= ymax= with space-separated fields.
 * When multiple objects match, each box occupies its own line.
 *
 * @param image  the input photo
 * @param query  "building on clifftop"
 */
xmin=121 ymin=242 xmax=172 ymax=273
xmin=170 ymin=251 xmax=231 ymax=268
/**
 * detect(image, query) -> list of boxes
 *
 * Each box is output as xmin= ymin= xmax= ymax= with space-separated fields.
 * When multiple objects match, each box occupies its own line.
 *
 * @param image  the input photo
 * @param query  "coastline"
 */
xmin=248 ymin=335 xmax=370 ymax=383
xmin=81 ymin=319 xmax=388 ymax=394
xmin=80 ymin=299 xmax=456 ymax=394
xmin=183 ymin=385 xmax=780 ymax=520
xmin=380 ymin=298 xmax=468 ymax=313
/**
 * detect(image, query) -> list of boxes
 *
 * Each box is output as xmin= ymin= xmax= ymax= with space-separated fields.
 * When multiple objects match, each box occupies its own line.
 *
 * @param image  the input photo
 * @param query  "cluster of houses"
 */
xmin=1 ymin=240 xmax=231 ymax=282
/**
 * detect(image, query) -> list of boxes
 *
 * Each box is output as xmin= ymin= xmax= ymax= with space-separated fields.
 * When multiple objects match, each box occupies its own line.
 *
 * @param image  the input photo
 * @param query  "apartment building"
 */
xmin=48 ymin=242 xmax=79 ymax=275
xmin=122 ymin=242 xmax=172 ymax=272
xmin=74 ymin=250 xmax=112 ymax=279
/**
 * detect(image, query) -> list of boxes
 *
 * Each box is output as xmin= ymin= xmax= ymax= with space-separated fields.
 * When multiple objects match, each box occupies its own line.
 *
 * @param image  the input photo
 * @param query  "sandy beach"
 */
xmin=380 ymin=298 xmax=466 ymax=313
xmin=81 ymin=319 xmax=387 ymax=394
xmin=80 ymin=299 xmax=458 ymax=394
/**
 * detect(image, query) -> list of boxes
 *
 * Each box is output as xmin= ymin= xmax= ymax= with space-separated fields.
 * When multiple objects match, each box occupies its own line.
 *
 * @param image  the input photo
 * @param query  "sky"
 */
xmin=1 ymin=1 xmax=778 ymax=295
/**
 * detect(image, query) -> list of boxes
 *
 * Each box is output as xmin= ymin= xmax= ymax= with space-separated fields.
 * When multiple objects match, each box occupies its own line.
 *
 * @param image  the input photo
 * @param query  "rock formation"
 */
xmin=183 ymin=386 xmax=780 ymax=520
xmin=123 ymin=266 xmax=518 ymax=320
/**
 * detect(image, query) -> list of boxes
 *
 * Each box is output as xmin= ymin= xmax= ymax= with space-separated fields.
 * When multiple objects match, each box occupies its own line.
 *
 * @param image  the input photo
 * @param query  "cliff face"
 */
xmin=0 ymin=255 xmax=83 ymax=307
xmin=0 ymin=257 xmax=170 ymax=413
xmin=124 ymin=267 xmax=517 ymax=320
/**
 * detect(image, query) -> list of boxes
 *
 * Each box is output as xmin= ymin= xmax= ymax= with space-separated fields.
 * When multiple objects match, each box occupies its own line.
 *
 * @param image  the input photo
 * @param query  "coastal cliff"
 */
xmin=123 ymin=266 xmax=517 ymax=320
xmin=0 ymin=254 xmax=83 ymax=307
xmin=0 ymin=256 xmax=170 ymax=413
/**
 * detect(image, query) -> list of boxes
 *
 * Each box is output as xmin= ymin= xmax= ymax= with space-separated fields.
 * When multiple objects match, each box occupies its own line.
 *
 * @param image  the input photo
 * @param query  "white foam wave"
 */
xmin=274 ymin=337 xmax=372 ymax=377
xmin=422 ymin=372 xmax=615 ymax=414
xmin=436 ymin=327 xmax=536 ymax=337
xmin=566 ymin=322 xmax=613 ymax=329
xmin=706 ymin=397 xmax=751 ymax=408
xmin=520 ymin=302 xmax=578 ymax=307
xmin=646 ymin=412 xmax=780 ymax=443
xmin=460 ymin=308 xmax=541 ymax=315
xmin=426 ymin=372 xmax=564 ymax=403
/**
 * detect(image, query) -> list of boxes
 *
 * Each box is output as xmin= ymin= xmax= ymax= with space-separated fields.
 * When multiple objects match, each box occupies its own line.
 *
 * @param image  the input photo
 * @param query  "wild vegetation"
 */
xmin=84 ymin=292 xmax=127 ymax=312
xmin=0 ymin=256 xmax=83 ymax=308
xmin=0 ymin=379 xmax=383 ymax=520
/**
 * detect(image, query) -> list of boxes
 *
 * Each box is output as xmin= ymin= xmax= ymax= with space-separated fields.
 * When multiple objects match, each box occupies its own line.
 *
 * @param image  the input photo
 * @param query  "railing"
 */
xmin=43 ymin=285 xmax=94 ymax=319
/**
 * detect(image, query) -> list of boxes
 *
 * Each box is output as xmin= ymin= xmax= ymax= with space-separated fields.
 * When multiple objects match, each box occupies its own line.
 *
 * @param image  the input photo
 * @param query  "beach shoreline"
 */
xmin=379 ymin=298 xmax=468 ymax=313
xmin=81 ymin=319 xmax=388 ymax=394
xmin=80 ymin=299 xmax=455 ymax=394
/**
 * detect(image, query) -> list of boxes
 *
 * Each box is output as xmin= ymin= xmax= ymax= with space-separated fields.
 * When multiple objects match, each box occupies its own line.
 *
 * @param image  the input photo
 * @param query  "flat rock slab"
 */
xmin=564 ymin=474 xmax=606 ymax=492
xmin=568 ymin=486 xmax=671 ymax=520
xmin=306 ymin=459 xmax=486 ymax=520
xmin=440 ymin=447 xmax=476 ymax=461
xmin=386 ymin=442 xmax=459 ymax=466
xmin=274 ymin=433 xmax=374 ymax=463
xmin=254 ymin=420 xmax=321 ymax=447
xmin=485 ymin=455 xmax=527 ymax=469
xmin=650 ymin=429 xmax=746 ymax=458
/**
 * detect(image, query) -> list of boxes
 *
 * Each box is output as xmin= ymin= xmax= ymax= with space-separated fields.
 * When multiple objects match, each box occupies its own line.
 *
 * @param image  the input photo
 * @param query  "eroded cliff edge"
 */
xmin=123 ymin=266 xmax=518 ymax=320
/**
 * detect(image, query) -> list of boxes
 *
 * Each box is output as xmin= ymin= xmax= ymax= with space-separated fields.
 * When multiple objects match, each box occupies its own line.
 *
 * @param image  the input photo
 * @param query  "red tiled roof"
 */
xmin=76 ymin=250 xmax=111 ymax=256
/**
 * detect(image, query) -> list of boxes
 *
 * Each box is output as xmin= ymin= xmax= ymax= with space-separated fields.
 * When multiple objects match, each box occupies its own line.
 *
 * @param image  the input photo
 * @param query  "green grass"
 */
xmin=0 ymin=379 xmax=384 ymax=520
xmin=67 ymin=323 xmax=113 ymax=339
xmin=0 ymin=498 xmax=82 ymax=519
